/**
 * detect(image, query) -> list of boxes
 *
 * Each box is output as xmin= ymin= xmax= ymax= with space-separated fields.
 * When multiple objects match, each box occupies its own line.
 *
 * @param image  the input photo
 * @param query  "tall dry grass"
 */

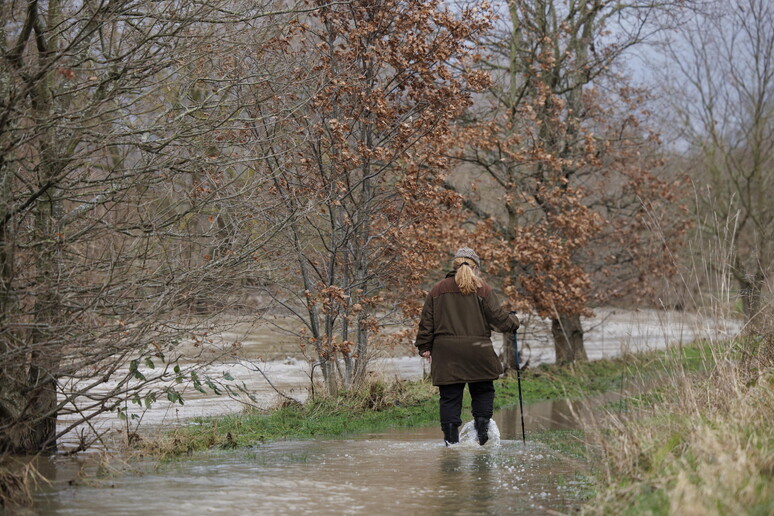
xmin=583 ymin=340 xmax=773 ymax=515
xmin=581 ymin=209 xmax=774 ymax=515
xmin=0 ymin=460 xmax=44 ymax=508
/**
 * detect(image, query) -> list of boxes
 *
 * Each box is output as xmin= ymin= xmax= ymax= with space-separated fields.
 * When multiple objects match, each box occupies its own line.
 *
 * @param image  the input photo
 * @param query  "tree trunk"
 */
xmin=324 ymin=360 xmax=338 ymax=396
xmin=3 ymin=0 xmax=65 ymax=454
xmin=551 ymin=314 xmax=587 ymax=363
xmin=353 ymin=315 xmax=369 ymax=386
xmin=0 ymin=370 xmax=58 ymax=454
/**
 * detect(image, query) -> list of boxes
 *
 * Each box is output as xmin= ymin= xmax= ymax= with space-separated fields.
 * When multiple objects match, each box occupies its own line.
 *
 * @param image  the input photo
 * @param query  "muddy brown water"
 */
xmin=19 ymin=308 xmax=734 ymax=515
xmin=23 ymin=397 xmax=609 ymax=516
xmin=55 ymin=308 xmax=738 ymax=443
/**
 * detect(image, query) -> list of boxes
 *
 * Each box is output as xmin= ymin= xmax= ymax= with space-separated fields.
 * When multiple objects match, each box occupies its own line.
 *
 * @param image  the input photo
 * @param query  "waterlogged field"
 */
xmin=24 ymin=307 xmax=751 ymax=515
xmin=55 ymin=308 xmax=739 ymax=448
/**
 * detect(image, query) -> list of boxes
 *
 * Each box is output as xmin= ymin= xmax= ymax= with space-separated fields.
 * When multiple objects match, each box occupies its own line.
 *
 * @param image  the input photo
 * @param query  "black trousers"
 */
xmin=439 ymin=380 xmax=495 ymax=426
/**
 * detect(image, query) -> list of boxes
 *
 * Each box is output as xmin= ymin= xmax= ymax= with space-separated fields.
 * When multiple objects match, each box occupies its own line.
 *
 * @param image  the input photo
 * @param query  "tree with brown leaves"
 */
xmin=449 ymin=0 xmax=689 ymax=364
xmin=250 ymin=0 xmax=491 ymax=393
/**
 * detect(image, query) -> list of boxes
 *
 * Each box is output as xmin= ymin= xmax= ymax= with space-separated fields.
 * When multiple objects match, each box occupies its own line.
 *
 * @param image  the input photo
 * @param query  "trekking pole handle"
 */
xmin=509 ymin=311 xmax=520 ymax=370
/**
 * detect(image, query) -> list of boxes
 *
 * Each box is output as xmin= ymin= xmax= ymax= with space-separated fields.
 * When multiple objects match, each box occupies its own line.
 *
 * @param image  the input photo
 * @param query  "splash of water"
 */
xmin=457 ymin=419 xmax=501 ymax=447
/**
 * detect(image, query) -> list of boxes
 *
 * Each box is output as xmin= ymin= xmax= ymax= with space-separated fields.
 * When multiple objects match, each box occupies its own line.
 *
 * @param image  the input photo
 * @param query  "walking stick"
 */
xmin=513 ymin=328 xmax=526 ymax=444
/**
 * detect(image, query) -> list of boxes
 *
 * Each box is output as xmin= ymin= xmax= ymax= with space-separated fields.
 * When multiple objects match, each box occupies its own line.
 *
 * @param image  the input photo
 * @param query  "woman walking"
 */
xmin=416 ymin=247 xmax=520 ymax=446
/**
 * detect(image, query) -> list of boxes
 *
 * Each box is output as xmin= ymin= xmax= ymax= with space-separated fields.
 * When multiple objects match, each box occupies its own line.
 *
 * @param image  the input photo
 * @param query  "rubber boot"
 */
xmin=474 ymin=417 xmax=490 ymax=446
xmin=442 ymin=423 xmax=459 ymax=446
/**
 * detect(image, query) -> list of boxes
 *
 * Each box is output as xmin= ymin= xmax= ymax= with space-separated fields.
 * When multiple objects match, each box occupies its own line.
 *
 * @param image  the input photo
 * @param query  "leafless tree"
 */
xmin=0 ymin=0 xmax=307 ymax=454
xmin=657 ymin=0 xmax=774 ymax=325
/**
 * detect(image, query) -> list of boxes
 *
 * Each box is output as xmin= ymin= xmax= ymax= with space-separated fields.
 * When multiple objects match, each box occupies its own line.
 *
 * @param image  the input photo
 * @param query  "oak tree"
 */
xmin=449 ymin=0 xmax=689 ymax=364
xmin=250 ymin=0 xmax=491 ymax=392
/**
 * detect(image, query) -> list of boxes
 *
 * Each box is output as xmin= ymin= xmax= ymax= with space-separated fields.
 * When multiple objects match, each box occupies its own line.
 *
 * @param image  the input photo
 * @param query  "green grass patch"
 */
xmin=147 ymin=379 xmax=440 ymax=456
xmin=145 ymin=341 xmax=719 ymax=458
xmin=531 ymin=428 xmax=588 ymax=460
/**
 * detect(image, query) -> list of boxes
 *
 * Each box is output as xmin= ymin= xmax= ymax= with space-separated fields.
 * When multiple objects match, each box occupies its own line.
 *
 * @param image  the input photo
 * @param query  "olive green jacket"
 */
xmin=415 ymin=272 xmax=520 ymax=386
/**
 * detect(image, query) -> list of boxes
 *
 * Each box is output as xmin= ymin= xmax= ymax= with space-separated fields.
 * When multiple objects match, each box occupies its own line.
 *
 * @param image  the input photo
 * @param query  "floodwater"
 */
xmin=21 ymin=308 xmax=736 ymax=515
xmin=27 ymin=398 xmax=601 ymax=516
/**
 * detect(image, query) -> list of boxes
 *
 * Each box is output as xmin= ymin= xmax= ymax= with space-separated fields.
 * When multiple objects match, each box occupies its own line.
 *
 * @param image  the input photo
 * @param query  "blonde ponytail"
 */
xmin=453 ymin=257 xmax=482 ymax=295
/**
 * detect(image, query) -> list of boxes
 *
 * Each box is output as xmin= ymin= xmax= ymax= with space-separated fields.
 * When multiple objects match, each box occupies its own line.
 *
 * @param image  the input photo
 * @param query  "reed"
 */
xmin=581 ymin=335 xmax=773 ymax=515
xmin=580 ymin=213 xmax=774 ymax=515
xmin=0 ymin=461 xmax=43 ymax=508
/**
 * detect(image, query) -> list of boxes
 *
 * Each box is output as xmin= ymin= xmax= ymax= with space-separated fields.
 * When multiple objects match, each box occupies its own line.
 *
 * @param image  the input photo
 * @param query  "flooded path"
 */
xmin=29 ymin=399 xmax=600 ymax=515
xmin=31 ymin=441 xmax=583 ymax=515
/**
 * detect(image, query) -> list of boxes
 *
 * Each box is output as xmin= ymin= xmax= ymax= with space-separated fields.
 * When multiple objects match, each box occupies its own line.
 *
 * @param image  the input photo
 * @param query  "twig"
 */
xmin=239 ymin=359 xmax=301 ymax=405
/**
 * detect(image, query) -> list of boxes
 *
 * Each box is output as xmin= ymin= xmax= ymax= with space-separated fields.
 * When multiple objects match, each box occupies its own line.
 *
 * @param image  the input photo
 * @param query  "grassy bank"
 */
xmin=581 ymin=335 xmax=774 ymax=515
xmin=144 ymin=342 xmax=714 ymax=457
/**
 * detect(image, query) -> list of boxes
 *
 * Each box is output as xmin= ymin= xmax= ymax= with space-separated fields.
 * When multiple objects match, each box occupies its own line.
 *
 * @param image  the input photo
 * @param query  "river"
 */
xmin=55 ymin=307 xmax=738 ymax=445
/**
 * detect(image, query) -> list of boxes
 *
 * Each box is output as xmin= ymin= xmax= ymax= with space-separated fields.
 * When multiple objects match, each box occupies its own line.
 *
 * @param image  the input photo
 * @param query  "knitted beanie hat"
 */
xmin=454 ymin=247 xmax=480 ymax=268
